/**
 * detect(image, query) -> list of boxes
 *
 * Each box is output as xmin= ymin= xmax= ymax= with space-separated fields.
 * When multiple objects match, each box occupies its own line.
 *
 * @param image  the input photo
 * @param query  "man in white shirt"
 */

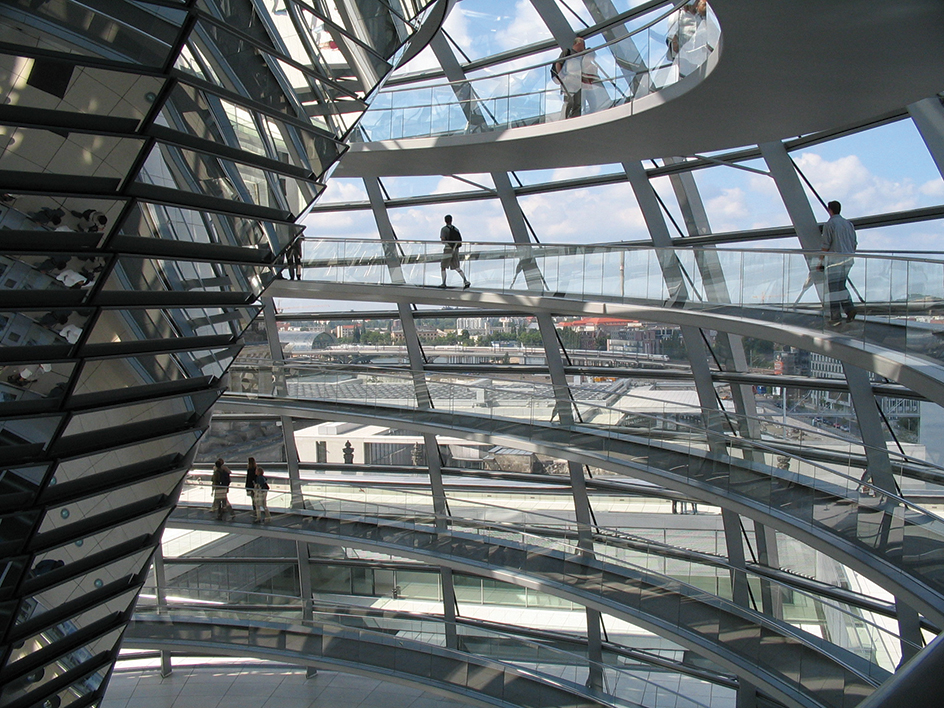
xmin=820 ymin=200 xmax=858 ymax=324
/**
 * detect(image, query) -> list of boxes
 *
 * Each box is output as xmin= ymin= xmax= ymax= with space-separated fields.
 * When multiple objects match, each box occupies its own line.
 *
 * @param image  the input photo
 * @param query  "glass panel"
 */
xmin=0 ymin=309 xmax=92 ymax=348
xmin=310 ymin=563 xmax=351 ymax=594
xmin=86 ymin=307 xmax=257 ymax=344
xmin=185 ymin=21 xmax=298 ymax=116
xmin=121 ymin=201 xmax=299 ymax=255
xmin=71 ymin=346 xmax=240 ymax=397
xmin=0 ymin=254 xmax=107 ymax=295
xmin=103 ymin=257 xmax=268 ymax=299
xmin=2 ymin=628 xmax=121 ymax=705
xmin=6 ymin=591 xmax=137 ymax=667
xmin=0 ymin=465 xmax=48 ymax=505
xmin=41 ymin=472 xmax=181 ymax=536
xmin=59 ymin=391 xmax=216 ymax=438
xmin=0 ymin=54 xmax=164 ymax=128
xmin=293 ymin=4 xmax=390 ymax=96
xmin=0 ymin=414 xmax=61 ymax=451
xmin=396 ymin=569 xmax=440 ymax=601
xmin=196 ymin=0 xmax=277 ymax=51
xmin=47 ymin=437 xmax=196 ymax=488
xmin=17 ymin=550 xmax=152 ymax=626
xmin=137 ymin=142 xmax=323 ymax=213
xmin=0 ymin=509 xmax=42 ymax=553
xmin=197 ymin=415 xmax=286 ymax=465
xmin=0 ymin=363 xmax=74 ymax=404
xmin=439 ymin=0 xmax=554 ymax=63
xmin=0 ymin=125 xmax=144 ymax=180
xmin=321 ymin=0 xmax=406 ymax=59
xmin=0 ymin=194 xmax=121 ymax=241
xmin=160 ymin=82 xmax=344 ymax=176
xmin=30 ymin=511 xmax=168 ymax=579
xmin=0 ymin=1 xmax=186 ymax=67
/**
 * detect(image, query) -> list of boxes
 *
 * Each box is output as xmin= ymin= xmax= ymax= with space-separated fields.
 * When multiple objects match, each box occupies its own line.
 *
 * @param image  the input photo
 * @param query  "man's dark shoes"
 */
xmin=463 ymin=281 xmax=470 ymax=289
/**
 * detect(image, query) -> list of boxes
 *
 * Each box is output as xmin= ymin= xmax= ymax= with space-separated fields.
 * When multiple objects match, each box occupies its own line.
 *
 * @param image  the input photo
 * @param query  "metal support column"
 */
xmin=759 ymin=141 xmax=823 ymax=251
xmin=364 ymin=177 xmax=456 ymax=643
xmin=581 ymin=0 xmax=650 ymax=95
xmin=761 ymin=140 xmax=917 ymax=645
xmin=441 ymin=566 xmax=459 ymax=650
xmin=628 ymin=159 xmax=756 ymax=705
xmin=908 ymin=97 xmax=944 ymax=181
xmin=296 ymin=541 xmax=318 ymax=677
xmin=529 ymin=0 xmax=577 ymax=48
xmin=623 ymin=161 xmax=724 ymax=443
xmin=429 ymin=33 xmax=486 ymax=129
xmin=721 ymin=510 xmax=751 ymax=609
xmin=153 ymin=545 xmax=172 ymax=678
xmin=895 ymin=598 xmax=923 ymax=666
xmin=263 ymin=296 xmax=303 ymax=508
xmin=665 ymin=159 xmax=763 ymax=445
xmin=754 ymin=522 xmax=783 ymax=619
xmin=493 ymin=168 xmax=603 ymax=690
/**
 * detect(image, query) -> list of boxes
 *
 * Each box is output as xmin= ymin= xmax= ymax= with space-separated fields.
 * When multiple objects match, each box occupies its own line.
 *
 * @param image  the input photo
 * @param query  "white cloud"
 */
xmin=794 ymin=152 xmax=926 ymax=214
xmin=520 ymin=183 xmax=648 ymax=242
xmin=317 ymin=178 xmax=367 ymax=203
xmin=492 ymin=1 xmax=550 ymax=55
xmin=704 ymin=187 xmax=750 ymax=231
xmin=920 ymin=177 xmax=944 ymax=197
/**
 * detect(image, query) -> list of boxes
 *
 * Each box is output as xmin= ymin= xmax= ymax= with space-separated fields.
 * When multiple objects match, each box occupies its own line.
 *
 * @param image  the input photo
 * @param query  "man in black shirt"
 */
xmin=439 ymin=214 xmax=470 ymax=289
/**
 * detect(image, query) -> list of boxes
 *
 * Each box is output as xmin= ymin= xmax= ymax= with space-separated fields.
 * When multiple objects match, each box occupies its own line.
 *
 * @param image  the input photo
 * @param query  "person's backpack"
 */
xmin=550 ymin=48 xmax=572 ymax=84
xmin=445 ymin=224 xmax=461 ymax=243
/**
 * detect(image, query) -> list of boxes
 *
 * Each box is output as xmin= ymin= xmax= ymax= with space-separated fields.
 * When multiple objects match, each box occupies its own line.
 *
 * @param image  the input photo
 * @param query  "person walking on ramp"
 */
xmin=819 ymin=200 xmax=858 ymax=325
xmin=439 ymin=214 xmax=470 ymax=289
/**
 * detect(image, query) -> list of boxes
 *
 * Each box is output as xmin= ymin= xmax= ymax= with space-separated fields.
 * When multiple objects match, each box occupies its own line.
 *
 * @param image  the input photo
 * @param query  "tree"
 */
xmin=362 ymin=330 xmax=392 ymax=345
xmin=519 ymin=330 xmax=543 ymax=346
xmin=557 ymin=327 xmax=579 ymax=349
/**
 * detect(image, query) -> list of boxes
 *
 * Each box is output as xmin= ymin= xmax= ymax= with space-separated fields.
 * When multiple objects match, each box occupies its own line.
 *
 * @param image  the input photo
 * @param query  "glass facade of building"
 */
xmin=4 ymin=2 xmax=944 ymax=708
xmin=0 ymin=2 xmax=435 ymax=707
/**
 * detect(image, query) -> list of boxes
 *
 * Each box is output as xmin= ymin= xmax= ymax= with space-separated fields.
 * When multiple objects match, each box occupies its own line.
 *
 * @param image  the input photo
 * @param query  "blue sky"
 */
xmin=301 ymin=1 xmax=943 ymax=262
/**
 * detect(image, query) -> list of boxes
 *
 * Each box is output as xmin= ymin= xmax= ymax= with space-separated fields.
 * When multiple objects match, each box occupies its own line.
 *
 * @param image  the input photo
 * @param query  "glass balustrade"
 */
xmin=294 ymin=239 xmax=944 ymax=382
xmin=131 ymin=601 xmax=727 ymax=708
xmin=356 ymin=2 xmax=721 ymax=142
xmin=175 ymin=480 xmax=914 ymax=676
xmin=225 ymin=358 xmax=944 ymax=495
xmin=220 ymin=358 xmax=944 ymax=609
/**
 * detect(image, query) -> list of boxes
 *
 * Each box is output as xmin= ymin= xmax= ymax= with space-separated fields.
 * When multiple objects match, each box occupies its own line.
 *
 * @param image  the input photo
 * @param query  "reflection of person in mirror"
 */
xmin=71 ymin=209 xmax=108 ymax=233
xmin=57 ymin=323 xmax=82 ymax=344
xmin=7 ymin=364 xmax=50 ymax=387
xmin=55 ymin=269 xmax=89 ymax=288
xmin=29 ymin=207 xmax=65 ymax=227
xmin=286 ymin=238 xmax=302 ymax=280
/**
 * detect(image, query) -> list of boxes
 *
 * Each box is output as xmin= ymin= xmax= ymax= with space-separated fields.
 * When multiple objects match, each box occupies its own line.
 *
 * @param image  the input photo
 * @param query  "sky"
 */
xmin=291 ymin=0 xmax=943 ymax=311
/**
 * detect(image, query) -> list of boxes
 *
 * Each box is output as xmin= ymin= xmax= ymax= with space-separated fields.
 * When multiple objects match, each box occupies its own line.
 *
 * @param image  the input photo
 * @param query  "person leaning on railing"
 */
xmin=552 ymin=37 xmax=586 ymax=119
xmin=211 ymin=458 xmax=235 ymax=521
xmin=580 ymin=47 xmax=609 ymax=114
